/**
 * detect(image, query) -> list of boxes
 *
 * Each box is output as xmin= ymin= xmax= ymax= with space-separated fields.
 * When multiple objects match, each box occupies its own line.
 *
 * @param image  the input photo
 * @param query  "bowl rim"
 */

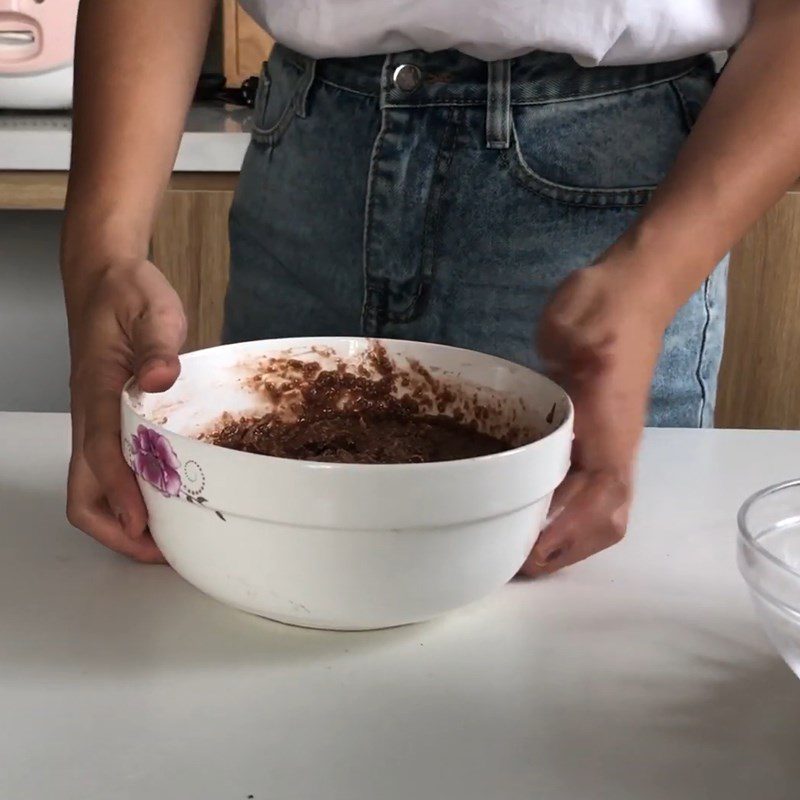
xmin=121 ymin=336 xmax=574 ymax=473
xmin=738 ymin=477 xmax=800 ymax=581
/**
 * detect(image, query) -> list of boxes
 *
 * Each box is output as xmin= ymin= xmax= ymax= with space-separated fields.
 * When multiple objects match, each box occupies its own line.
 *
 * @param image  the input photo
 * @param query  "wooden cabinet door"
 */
xmin=151 ymin=175 xmax=238 ymax=353
xmin=717 ymin=189 xmax=800 ymax=430
xmin=222 ymin=0 xmax=274 ymax=85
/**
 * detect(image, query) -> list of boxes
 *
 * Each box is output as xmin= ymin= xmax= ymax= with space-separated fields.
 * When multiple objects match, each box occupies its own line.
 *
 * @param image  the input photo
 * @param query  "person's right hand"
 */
xmin=65 ymin=259 xmax=187 ymax=562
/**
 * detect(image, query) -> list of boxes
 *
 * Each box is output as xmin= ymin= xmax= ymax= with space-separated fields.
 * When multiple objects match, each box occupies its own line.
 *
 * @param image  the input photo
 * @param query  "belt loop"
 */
xmin=486 ymin=59 xmax=511 ymax=149
xmin=379 ymin=53 xmax=392 ymax=109
xmin=296 ymin=57 xmax=316 ymax=118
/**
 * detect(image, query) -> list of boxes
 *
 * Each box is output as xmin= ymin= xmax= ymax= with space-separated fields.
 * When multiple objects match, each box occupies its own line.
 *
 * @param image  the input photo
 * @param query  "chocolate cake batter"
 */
xmin=208 ymin=347 xmax=514 ymax=464
xmin=211 ymin=411 xmax=509 ymax=464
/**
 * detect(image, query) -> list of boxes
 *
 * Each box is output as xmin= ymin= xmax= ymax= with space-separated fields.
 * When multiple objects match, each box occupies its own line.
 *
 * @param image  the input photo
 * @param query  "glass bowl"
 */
xmin=738 ymin=479 xmax=800 ymax=678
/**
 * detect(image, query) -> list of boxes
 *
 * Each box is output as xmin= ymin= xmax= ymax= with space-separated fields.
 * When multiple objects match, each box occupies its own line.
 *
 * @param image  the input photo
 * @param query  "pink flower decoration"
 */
xmin=130 ymin=425 xmax=182 ymax=497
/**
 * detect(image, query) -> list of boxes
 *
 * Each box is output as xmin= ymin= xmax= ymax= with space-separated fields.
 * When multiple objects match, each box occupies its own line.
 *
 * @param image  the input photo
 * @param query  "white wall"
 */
xmin=0 ymin=211 xmax=70 ymax=412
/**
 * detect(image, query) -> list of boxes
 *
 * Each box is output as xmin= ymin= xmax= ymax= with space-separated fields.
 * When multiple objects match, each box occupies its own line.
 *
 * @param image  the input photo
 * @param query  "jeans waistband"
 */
xmin=270 ymin=43 xmax=708 ymax=151
xmin=273 ymin=43 xmax=706 ymax=108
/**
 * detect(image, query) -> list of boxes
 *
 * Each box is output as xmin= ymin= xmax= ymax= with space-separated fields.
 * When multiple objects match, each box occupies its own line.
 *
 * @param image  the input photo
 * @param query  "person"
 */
xmin=61 ymin=0 xmax=799 ymax=574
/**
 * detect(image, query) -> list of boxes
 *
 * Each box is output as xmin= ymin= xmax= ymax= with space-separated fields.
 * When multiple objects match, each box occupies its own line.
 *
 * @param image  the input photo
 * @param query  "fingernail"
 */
xmin=141 ymin=358 xmax=168 ymax=373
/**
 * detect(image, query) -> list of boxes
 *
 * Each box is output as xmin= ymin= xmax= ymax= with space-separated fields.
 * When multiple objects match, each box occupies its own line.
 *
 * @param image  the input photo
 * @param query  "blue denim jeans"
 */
xmin=224 ymin=45 xmax=727 ymax=427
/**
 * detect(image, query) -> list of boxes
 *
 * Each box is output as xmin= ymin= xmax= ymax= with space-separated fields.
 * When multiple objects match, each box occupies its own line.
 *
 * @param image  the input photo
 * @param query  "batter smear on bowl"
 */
xmin=207 ymin=345 xmax=519 ymax=464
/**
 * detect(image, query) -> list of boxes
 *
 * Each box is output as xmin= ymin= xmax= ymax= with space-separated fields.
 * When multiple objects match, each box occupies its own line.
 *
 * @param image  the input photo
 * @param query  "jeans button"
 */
xmin=393 ymin=64 xmax=422 ymax=92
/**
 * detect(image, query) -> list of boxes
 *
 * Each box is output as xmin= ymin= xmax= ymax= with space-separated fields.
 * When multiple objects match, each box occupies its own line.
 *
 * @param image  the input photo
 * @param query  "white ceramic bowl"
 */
xmin=121 ymin=338 xmax=573 ymax=630
xmin=738 ymin=479 xmax=800 ymax=678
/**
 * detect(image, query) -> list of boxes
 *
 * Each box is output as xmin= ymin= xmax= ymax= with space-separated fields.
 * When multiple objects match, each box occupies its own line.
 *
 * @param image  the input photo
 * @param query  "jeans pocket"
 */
xmin=668 ymin=58 xmax=717 ymax=132
xmin=503 ymin=74 xmax=702 ymax=208
xmin=251 ymin=54 xmax=308 ymax=147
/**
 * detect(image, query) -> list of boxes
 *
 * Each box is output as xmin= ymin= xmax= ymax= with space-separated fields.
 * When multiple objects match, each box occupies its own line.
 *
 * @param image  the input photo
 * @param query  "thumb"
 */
xmin=137 ymin=356 xmax=182 ymax=394
xmin=131 ymin=303 xmax=187 ymax=393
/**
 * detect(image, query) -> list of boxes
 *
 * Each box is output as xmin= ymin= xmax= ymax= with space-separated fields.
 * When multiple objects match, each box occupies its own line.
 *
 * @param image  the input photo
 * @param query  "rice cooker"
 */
xmin=0 ymin=0 xmax=78 ymax=109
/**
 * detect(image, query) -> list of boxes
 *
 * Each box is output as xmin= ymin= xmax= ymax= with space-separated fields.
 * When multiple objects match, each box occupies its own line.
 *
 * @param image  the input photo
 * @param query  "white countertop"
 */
xmin=1 ymin=413 xmax=799 ymax=800
xmin=0 ymin=104 xmax=251 ymax=172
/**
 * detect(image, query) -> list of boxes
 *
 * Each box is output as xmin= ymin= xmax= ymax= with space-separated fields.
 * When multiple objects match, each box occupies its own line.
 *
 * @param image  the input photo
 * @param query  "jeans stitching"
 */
xmin=502 ymin=119 xmax=655 ymax=208
xmin=252 ymin=86 xmax=302 ymax=142
xmin=695 ymin=276 xmax=713 ymax=427
xmin=388 ymin=106 xmax=460 ymax=323
xmin=251 ymin=60 xmax=309 ymax=142
xmin=317 ymin=76 xmax=380 ymax=99
xmin=486 ymin=60 xmax=511 ymax=149
xmin=668 ymin=80 xmax=694 ymax=133
xmin=501 ymin=60 xmax=510 ymax=146
xmin=296 ymin=60 xmax=317 ymax=118
xmin=512 ymin=67 xmax=697 ymax=106
xmin=361 ymin=55 xmax=392 ymax=334
xmin=380 ymin=66 xmax=698 ymax=110
xmin=486 ymin=64 xmax=496 ymax=147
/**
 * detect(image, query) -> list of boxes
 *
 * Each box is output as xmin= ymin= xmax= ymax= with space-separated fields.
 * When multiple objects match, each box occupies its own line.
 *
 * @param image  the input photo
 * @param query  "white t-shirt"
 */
xmin=240 ymin=0 xmax=752 ymax=65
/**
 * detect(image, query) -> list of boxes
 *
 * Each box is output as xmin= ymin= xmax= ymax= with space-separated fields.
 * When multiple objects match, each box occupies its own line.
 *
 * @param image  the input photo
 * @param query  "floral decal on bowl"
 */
xmin=130 ymin=426 xmax=182 ymax=497
xmin=125 ymin=425 xmax=226 ymax=520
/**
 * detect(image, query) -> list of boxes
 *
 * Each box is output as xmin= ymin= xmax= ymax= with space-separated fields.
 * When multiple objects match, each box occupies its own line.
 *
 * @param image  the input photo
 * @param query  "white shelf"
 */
xmin=0 ymin=103 xmax=251 ymax=172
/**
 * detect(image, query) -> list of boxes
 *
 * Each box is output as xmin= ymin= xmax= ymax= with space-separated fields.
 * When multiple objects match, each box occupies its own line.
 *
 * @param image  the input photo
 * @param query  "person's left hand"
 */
xmin=520 ymin=259 xmax=670 ymax=576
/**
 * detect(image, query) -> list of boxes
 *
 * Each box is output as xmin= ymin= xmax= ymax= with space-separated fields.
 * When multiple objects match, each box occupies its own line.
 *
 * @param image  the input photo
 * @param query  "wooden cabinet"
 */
xmin=151 ymin=174 xmax=237 ymax=351
xmin=0 ymin=171 xmax=237 ymax=355
xmin=717 ymin=189 xmax=800 ymax=430
xmin=222 ymin=0 xmax=274 ymax=85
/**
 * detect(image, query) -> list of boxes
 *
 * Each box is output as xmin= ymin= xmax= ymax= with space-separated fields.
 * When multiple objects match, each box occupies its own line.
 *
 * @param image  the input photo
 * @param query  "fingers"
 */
xmin=74 ymin=333 xmax=150 ymax=543
xmin=132 ymin=302 xmax=186 ymax=393
xmin=81 ymin=287 xmax=184 ymax=531
xmin=74 ymin=372 xmax=150 ymax=543
xmin=538 ymin=269 xmax=615 ymax=370
xmin=520 ymin=470 xmax=630 ymax=577
xmin=526 ymin=263 xmax=663 ymax=578
xmin=66 ymin=446 xmax=165 ymax=564
xmin=519 ymin=378 xmax=636 ymax=579
xmin=65 ymin=261 xmax=185 ymax=564
xmin=543 ymin=469 xmax=589 ymax=526
xmin=78 ymin=300 xmax=184 ymax=538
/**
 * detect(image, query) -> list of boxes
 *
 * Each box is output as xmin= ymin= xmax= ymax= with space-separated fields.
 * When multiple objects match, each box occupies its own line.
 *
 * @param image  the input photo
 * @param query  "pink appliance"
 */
xmin=0 ymin=0 xmax=78 ymax=109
